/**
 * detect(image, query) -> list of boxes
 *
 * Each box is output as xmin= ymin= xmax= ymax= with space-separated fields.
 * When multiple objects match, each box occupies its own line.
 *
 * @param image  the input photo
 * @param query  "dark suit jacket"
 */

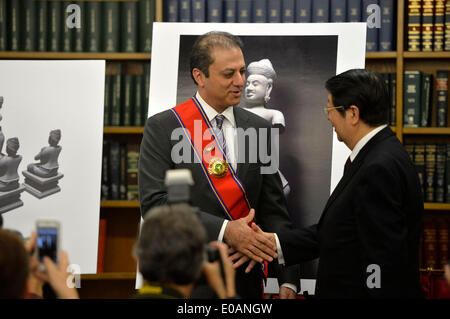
xmin=278 ymin=127 xmax=424 ymax=298
xmin=138 ymin=101 xmax=300 ymax=298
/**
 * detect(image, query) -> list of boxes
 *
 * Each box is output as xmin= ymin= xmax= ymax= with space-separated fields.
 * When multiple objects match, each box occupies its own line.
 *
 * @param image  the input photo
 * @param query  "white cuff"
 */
xmin=218 ymin=220 xmax=228 ymax=242
xmin=274 ymin=233 xmax=286 ymax=265
xmin=280 ymin=283 xmax=298 ymax=294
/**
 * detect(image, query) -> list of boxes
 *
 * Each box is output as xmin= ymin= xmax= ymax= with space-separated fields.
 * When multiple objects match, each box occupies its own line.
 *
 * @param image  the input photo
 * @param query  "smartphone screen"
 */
xmin=37 ymin=227 xmax=58 ymax=263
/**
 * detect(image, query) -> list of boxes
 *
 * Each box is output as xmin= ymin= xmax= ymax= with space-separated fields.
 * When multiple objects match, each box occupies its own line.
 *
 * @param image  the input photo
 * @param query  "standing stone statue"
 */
xmin=242 ymin=59 xmax=290 ymax=196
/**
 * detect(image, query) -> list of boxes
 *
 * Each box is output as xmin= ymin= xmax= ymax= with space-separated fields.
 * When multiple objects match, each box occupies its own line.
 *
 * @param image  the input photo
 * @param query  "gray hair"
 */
xmin=135 ymin=204 xmax=207 ymax=285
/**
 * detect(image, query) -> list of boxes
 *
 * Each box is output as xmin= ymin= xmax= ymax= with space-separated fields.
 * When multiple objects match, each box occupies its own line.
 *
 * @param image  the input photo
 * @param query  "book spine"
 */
xmin=425 ymin=144 xmax=437 ymax=202
xmin=37 ymin=0 xmax=47 ymax=52
xmin=103 ymin=2 xmax=119 ymax=52
xmin=423 ymin=220 xmax=439 ymax=269
xmin=403 ymin=71 xmax=422 ymax=127
xmin=312 ymin=0 xmax=330 ymax=23
xmin=111 ymin=64 xmax=122 ymax=126
xmin=420 ymin=73 xmax=432 ymax=127
xmin=166 ymin=0 xmax=179 ymax=21
xmin=73 ymin=2 xmax=85 ymax=52
xmin=436 ymin=70 xmax=449 ymax=127
xmin=180 ymin=0 xmax=192 ymax=22
xmin=253 ymin=0 xmax=267 ymax=23
xmin=97 ymin=218 xmax=107 ymax=273
xmin=422 ymin=0 xmax=435 ymax=51
xmin=381 ymin=73 xmax=391 ymax=123
xmin=405 ymin=144 xmax=415 ymax=165
xmin=10 ymin=0 xmax=20 ymax=51
xmin=238 ymin=0 xmax=252 ymax=22
xmin=296 ymin=0 xmax=312 ymax=22
xmin=143 ymin=63 xmax=150 ymax=125
xmin=390 ymin=73 xmax=397 ymax=126
xmin=434 ymin=0 xmax=446 ymax=50
xmin=363 ymin=0 xmax=380 ymax=51
xmin=446 ymin=144 xmax=450 ymax=202
xmin=126 ymin=144 xmax=140 ymax=201
xmin=207 ymin=0 xmax=223 ymax=22
xmin=121 ymin=1 xmax=137 ymax=52
xmin=101 ymin=141 xmax=110 ymax=200
xmin=408 ymin=0 xmax=423 ymax=51
xmin=109 ymin=141 xmax=121 ymax=200
xmin=104 ymin=74 xmax=112 ymax=127
xmin=445 ymin=0 xmax=450 ymax=51
xmin=347 ymin=0 xmax=362 ymax=22
xmin=0 ymin=0 xmax=6 ymax=51
xmin=268 ymin=0 xmax=281 ymax=23
xmin=62 ymin=2 xmax=73 ymax=52
xmin=224 ymin=0 xmax=237 ymax=22
xmin=331 ymin=0 xmax=347 ymax=22
xmin=139 ymin=0 xmax=155 ymax=52
xmin=134 ymin=74 xmax=144 ymax=127
xmin=192 ymin=0 xmax=206 ymax=22
xmin=437 ymin=220 xmax=449 ymax=268
xmin=435 ymin=144 xmax=446 ymax=202
xmin=23 ymin=0 xmax=36 ymax=52
xmin=282 ymin=0 xmax=295 ymax=22
xmin=414 ymin=144 xmax=426 ymax=196
xmin=86 ymin=1 xmax=102 ymax=52
xmin=122 ymin=74 xmax=133 ymax=126
xmin=379 ymin=0 xmax=395 ymax=51
xmin=119 ymin=144 xmax=127 ymax=200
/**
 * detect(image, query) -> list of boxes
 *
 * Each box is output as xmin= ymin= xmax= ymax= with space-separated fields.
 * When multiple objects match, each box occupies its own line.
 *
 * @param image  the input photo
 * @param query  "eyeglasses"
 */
xmin=323 ymin=106 xmax=347 ymax=115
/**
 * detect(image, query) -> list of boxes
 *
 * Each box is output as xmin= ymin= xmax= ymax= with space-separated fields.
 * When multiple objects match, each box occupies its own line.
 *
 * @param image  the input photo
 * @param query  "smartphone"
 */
xmin=36 ymin=220 xmax=60 ymax=271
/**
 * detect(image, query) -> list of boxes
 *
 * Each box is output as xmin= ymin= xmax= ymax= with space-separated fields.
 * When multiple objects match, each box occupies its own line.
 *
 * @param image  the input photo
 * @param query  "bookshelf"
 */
xmin=1 ymin=0 xmax=448 ymax=298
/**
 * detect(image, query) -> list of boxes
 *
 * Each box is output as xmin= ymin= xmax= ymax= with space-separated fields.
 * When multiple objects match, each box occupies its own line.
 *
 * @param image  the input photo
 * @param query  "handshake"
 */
xmin=223 ymin=208 xmax=278 ymax=274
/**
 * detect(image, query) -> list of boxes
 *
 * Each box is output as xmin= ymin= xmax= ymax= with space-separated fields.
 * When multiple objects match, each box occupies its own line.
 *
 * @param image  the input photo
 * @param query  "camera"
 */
xmin=206 ymin=246 xmax=220 ymax=263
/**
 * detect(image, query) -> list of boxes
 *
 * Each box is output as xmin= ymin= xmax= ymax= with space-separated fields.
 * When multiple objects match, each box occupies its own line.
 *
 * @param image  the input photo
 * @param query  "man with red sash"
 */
xmin=138 ymin=31 xmax=300 ymax=299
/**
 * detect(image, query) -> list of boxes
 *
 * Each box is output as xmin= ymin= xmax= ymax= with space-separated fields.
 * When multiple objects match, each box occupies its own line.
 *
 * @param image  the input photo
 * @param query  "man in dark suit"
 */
xmin=138 ymin=31 xmax=300 ymax=299
xmin=252 ymin=69 xmax=424 ymax=298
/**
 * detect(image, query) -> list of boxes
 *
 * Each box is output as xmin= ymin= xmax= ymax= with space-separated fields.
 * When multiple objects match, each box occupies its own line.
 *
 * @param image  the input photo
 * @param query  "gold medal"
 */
xmin=208 ymin=158 xmax=229 ymax=178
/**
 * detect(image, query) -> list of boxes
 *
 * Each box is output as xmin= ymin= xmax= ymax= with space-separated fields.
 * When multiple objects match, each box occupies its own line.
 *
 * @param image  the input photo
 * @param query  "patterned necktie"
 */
xmin=214 ymin=114 xmax=228 ymax=160
xmin=344 ymin=157 xmax=352 ymax=174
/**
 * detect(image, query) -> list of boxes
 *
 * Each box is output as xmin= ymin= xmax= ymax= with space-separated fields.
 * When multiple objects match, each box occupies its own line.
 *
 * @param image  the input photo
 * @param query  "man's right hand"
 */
xmin=223 ymin=208 xmax=277 ymax=263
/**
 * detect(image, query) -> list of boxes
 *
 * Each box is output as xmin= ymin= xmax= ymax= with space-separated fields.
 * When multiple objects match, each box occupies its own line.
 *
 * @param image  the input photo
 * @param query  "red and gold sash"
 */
xmin=170 ymin=97 xmax=251 ymax=221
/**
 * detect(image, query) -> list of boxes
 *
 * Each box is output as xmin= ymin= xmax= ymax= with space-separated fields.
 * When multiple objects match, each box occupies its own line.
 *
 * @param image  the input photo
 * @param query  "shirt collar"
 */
xmin=195 ymin=92 xmax=236 ymax=128
xmin=350 ymin=124 xmax=387 ymax=162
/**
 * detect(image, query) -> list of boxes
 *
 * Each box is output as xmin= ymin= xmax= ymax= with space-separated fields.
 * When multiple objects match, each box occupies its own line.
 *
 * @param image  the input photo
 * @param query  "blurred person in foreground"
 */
xmin=134 ymin=204 xmax=236 ymax=299
xmin=0 ymin=228 xmax=78 ymax=299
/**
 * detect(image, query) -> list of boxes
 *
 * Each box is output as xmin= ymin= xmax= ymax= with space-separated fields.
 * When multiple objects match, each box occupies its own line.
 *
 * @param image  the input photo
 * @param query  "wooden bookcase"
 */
xmin=1 ymin=0 xmax=448 ymax=298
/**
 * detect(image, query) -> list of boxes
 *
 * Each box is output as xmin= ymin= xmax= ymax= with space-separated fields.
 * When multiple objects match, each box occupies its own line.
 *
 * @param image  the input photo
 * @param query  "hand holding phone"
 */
xmin=36 ymin=220 xmax=60 ymax=272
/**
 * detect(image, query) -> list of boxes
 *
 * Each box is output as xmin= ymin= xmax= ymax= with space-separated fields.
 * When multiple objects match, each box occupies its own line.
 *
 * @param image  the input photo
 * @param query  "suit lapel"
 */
xmin=318 ymin=127 xmax=395 ymax=226
xmin=233 ymin=107 xmax=251 ymax=181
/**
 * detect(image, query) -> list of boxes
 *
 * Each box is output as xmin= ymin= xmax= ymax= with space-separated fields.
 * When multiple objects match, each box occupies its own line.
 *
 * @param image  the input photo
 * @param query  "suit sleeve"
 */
xmin=138 ymin=114 xmax=226 ymax=241
xmin=255 ymin=126 xmax=302 ymax=290
xmin=354 ymin=162 xmax=407 ymax=298
xmin=277 ymin=224 xmax=320 ymax=266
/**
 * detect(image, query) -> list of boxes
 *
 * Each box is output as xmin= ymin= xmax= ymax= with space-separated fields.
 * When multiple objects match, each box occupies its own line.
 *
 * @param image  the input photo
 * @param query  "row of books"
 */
xmin=380 ymin=73 xmax=397 ymax=126
xmin=101 ymin=141 xmax=140 ymax=202
xmin=421 ymin=218 xmax=449 ymax=270
xmin=104 ymin=62 xmax=150 ymax=127
xmin=407 ymin=0 xmax=450 ymax=52
xmin=165 ymin=0 xmax=396 ymax=52
xmin=405 ymin=144 xmax=450 ymax=204
xmin=420 ymin=270 xmax=450 ymax=298
xmin=403 ymin=70 xmax=449 ymax=128
xmin=0 ymin=0 xmax=155 ymax=53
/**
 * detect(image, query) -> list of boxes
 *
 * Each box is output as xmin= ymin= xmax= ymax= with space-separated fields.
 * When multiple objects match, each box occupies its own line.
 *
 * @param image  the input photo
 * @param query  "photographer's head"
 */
xmin=0 ymin=229 xmax=29 ymax=298
xmin=136 ymin=204 xmax=206 ymax=294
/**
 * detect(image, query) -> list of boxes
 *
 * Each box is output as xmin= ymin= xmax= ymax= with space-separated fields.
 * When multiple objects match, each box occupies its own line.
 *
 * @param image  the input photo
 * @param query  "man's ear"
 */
xmin=192 ymin=68 xmax=205 ymax=87
xmin=349 ymin=105 xmax=360 ymax=124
